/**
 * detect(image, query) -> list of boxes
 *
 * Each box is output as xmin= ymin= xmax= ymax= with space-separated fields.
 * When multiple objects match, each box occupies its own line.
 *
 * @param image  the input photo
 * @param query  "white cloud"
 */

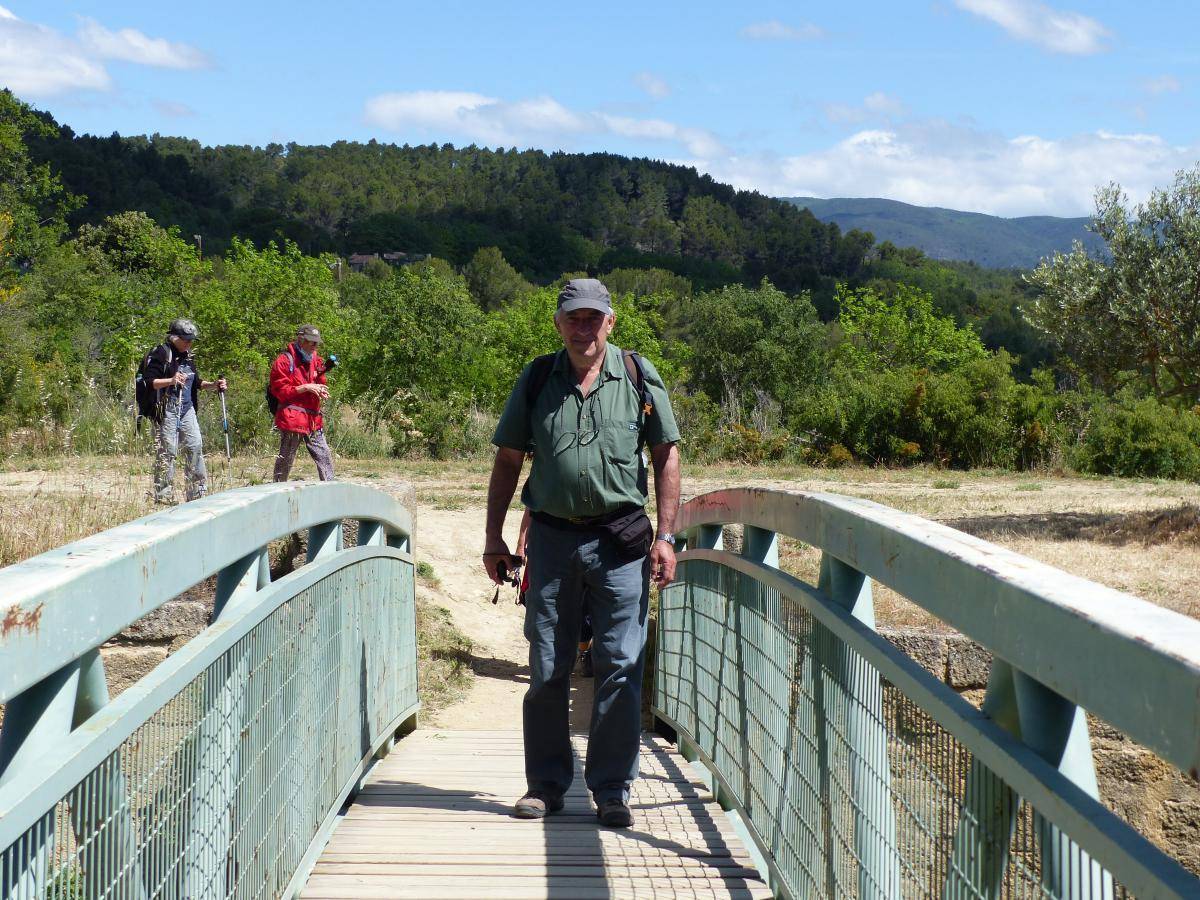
xmin=1142 ymin=75 xmax=1181 ymax=96
xmin=600 ymin=114 xmax=725 ymax=157
xmin=0 ymin=7 xmax=209 ymax=98
xmin=825 ymin=92 xmax=908 ymax=125
xmin=154 ymin=99 xmax=196 ymax=118
xmin=954 ymin=0 xmax=1110 ymax=55
xmin=633 ymin=71 xmax=670 ymax=100
xmin=0 ymin=5 xmax=109 ymax=96
xmin=741 ymin=20 xmax=825 ymax=41
xmin=364 ymin=89 xmax=726 ymax=157
xmin=78 ymin=18 xmax=209 ymax=69
xmin=692 ymin=121 xmax=1196 ymax=217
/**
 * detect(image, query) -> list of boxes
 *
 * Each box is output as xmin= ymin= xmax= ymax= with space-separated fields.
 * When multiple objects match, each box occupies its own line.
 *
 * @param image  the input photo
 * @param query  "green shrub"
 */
xmin=797 ymin=355 xmax=1024 ymax=469
xmin=328 ymin=419 xmax=391 ymax=458
xmin=402 ymin=393 xmax=496 ymax=459
xmin=916 ymin=355 xmax=1017 ymax=468
xmin=669 ymin=389 xmax=724 ymax=462
xmin=1073 ymin=391 xmax=1200 ymax=479
xmin=1007 ymin=371 xmax=1088 ymax=471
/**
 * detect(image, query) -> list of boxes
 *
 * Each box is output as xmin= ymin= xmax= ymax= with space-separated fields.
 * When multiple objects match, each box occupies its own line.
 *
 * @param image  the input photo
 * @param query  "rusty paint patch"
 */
xmin=1 ymin=601 xmax=45 ymax=637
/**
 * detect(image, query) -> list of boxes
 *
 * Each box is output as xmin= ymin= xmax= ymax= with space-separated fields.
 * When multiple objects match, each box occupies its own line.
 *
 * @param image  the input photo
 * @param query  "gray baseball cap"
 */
xmin=557 ymin=278 xmax=612 ymax=315
xmin=167 ymin=318 xmax=199 ymax=340
xmin=296 ymin=324 xmax=322 ymax=344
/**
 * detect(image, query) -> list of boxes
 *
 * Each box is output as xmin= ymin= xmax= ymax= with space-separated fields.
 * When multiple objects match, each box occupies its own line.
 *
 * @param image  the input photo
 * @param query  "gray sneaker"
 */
xmin=514 ymin=791 xmax=564 ymax=819
xmin=597 ymin=797 xmax=633 ymax=828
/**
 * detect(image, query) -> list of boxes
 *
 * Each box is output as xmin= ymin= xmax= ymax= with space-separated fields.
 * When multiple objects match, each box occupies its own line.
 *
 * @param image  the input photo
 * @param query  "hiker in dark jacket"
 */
xmin=142 ymin=318 xmax=226 ymax=504
xmin=483 ymin=278 xmax=681 ymax=829
xmin=270 ymin=324 xmax=334 ymax=482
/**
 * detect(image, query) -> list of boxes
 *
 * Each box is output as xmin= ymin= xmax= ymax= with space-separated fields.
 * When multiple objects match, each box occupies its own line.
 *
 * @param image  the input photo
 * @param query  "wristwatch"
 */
xmin=656 ymin=532 xmax=675 ymax=545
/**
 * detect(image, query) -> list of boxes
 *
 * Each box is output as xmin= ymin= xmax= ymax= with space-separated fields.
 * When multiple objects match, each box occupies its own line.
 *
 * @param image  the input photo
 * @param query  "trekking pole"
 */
xmin=218 ymin=381 xmax=231 ymax=465
xmin=218 ymin=377 xmax=233 ymax=486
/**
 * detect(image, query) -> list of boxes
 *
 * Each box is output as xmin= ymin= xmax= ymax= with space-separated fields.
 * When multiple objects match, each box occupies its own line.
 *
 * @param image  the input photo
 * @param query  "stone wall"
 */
xmin=100 ymin=579 xmax=216 ymax=696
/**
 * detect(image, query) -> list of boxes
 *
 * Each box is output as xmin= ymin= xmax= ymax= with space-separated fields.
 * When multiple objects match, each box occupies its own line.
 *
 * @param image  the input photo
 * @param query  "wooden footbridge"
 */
xmin=2 ymin=481 xmax=1199 ymax=899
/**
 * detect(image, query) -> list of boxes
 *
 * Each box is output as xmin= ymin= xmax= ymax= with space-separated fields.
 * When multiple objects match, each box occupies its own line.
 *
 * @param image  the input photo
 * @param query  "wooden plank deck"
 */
xmin=303 ymin=729 xmax=773 ymax=899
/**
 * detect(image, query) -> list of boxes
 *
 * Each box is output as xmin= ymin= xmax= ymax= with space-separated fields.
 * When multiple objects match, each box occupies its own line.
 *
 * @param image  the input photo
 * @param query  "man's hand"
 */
xmin=301 ymin=383 xmax=330 ymax=400
xmin=482 ymin=538 xmax=522 ymax=585
xmin=206 ymin=377 xmax=228 ymax=392
xmin=650 ymin=538 xmax=676 ymax=587
xmin=173 ymin=371 xmax=188 ymax=387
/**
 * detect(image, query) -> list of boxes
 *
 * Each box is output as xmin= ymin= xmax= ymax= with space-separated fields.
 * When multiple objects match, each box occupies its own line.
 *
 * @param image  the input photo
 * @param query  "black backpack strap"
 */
xmin=622 ymin=350 xmax=652 ymax=418
xmin=622 ymin=349 xmax=655 ymax=453
xmin=524 ymin=352 xmax=558 ymax=410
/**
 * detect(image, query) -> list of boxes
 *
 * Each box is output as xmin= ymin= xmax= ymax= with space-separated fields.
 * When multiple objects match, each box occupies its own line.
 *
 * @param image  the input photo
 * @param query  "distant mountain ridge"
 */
xmin=783 ymin=196 xmax=1106 ymax=269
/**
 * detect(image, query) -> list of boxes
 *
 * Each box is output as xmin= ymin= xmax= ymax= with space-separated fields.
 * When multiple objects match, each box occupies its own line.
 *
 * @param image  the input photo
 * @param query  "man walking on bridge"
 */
xmin=483 ymin=278 xmax=681 ymax=828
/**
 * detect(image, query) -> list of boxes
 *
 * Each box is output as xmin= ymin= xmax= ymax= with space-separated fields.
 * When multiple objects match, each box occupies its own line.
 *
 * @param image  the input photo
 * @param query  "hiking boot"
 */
xmin=514 ymin=791 xmax=564 ymax=819
xmin=579 ymin=649 xmax=594 ymax=678
xmin=597 ymin=797 xmax=633 ymax=828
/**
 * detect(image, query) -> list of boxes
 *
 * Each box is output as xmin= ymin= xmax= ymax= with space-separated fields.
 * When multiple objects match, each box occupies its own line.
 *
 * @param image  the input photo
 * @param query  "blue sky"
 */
xmin=6 ymin=1 xmax=1200 ymax=216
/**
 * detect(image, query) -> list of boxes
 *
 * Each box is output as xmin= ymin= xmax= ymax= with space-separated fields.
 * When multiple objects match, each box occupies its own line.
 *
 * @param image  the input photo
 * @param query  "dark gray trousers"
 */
xmin=523 ymin=518 xmax=650 ymax=804
xmin=273 ymin=428 xmax=334 ymax=482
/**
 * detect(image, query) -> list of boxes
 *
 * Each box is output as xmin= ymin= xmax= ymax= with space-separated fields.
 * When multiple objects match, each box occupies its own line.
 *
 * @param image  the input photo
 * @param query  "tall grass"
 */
xmin=0 ymin=470 xmax=152 ymax=567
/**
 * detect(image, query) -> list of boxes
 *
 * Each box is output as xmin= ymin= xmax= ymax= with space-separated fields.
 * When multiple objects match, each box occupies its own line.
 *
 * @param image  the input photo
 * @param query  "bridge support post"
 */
xmin=817 ymin=553 xmax=901 ymax=900
xmin=308 ymin=521 xmax=342 ymax=562
xmin=184 ymin=550 xmax=264 ymax=900
xmin=945 ymin=659 xmax=1021 ymax=900
xmin=0 ymin=661 xmax=81 ymax=897
xmin=357 ymin=520 xmax=384 ymax=547
xmin=1013 ymin=671 xmax=1114 ymax=900
xmin=742 ymin=525 xmax=778 ymax=569
xmin=70 ymin=650 xmax=149 ymax=899
xmin=691 ymin=524 xmax=723 ymax=551
xmin=944 ymin=662 xmax=1114 ymax=900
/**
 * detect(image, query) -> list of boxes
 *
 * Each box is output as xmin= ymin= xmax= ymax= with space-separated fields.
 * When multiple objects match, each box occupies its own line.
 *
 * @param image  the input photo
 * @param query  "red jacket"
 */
xmin=270 ymin=343 xmax=327 ymax=434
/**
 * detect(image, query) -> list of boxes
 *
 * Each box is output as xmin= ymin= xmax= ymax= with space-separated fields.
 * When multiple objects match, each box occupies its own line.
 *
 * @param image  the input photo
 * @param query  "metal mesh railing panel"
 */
xmin=655 ymin=558 xmax=1136 ymax=900
xmin=2 ymin=555 xmax=415 ymax=900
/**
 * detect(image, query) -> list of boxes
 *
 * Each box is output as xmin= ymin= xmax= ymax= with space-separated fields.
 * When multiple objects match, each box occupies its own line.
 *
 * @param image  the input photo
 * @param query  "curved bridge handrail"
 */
xmin=0 ymin=481 xmax=413 ymax=705
xmin=0 ymin=545 xmax=413 ymax=850
xmin=674 ymin=487 xmax=1200 ymax=776
xmin=660 ymin=549 xmax=1198 ymax=900
xmin=0 ymin=481 xmax=419 ymax=900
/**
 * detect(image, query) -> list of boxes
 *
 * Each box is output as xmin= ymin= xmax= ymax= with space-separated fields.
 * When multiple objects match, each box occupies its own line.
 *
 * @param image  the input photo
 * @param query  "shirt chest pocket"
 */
xmin=600 ymin=420 xmax=640 ymax=467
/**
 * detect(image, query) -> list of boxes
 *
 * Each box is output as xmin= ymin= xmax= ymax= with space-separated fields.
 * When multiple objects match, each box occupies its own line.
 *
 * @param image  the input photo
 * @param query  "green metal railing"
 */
xmin=653 ymin=488 xmax=1200 ymax=900
xmin=0 ymin=482 xmax=417 ymax=899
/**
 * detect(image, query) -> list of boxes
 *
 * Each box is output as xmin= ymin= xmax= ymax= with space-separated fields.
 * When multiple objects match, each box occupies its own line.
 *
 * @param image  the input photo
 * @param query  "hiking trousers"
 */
xmin=523 ymin=518 xmax=650 ymax=805
xmin=273 ymin=428 xmax=334 ymax=482
xmin=153 ymin=405 xmax=207 ymax=503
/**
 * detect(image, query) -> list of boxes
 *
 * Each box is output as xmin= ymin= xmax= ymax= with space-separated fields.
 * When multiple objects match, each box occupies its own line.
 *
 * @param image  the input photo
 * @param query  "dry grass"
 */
xmin=415 ymin=596 xmax=475 ymax=713
xmin=0 ymin=470 xmax=153 ymax=568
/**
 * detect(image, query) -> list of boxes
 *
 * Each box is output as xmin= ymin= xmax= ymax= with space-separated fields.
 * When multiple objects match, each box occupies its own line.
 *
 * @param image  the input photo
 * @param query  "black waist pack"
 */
xmin=600 ymin=509 xmax=654 ymax=563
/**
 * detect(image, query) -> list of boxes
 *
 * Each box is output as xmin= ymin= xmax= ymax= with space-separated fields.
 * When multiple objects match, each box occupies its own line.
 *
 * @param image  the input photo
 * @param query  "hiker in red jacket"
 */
xmin=270 ymin=324 xmax=335 ymax=482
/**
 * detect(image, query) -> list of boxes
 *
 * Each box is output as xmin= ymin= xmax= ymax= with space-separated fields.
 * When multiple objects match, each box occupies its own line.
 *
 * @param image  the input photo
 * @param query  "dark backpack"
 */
xmin=525 ymin=349 xmax=654 ymax=448
xmin=266 ymin=348 xmax=297 ymax=416
xmin=134 ymin=345 xmax=168 ymax=428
